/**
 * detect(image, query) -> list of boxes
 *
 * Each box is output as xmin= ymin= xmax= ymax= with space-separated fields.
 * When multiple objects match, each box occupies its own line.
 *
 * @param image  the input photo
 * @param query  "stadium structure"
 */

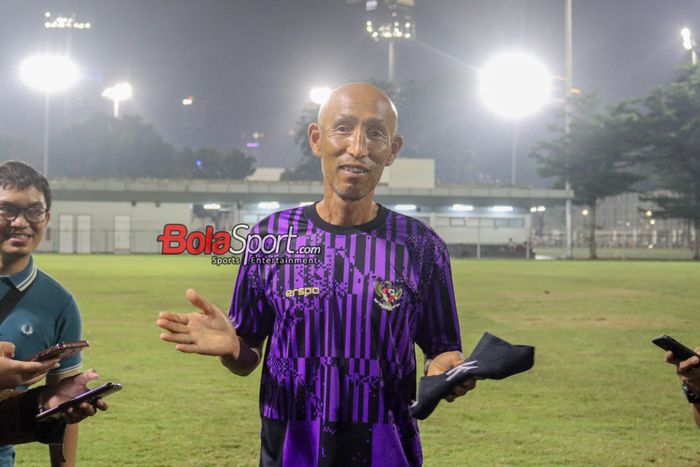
xmin=39 ymin=159 xmax=572 ymax=258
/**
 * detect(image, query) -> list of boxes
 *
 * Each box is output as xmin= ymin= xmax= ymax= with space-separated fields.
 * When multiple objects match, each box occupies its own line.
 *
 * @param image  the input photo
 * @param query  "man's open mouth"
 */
xmin=340 ymin=165 xmax=369 ymax=174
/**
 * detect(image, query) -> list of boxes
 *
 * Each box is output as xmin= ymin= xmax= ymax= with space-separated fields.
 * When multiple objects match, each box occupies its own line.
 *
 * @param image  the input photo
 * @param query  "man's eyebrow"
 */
xmin=331 ymin=114 xmax=358 ymax=124
xmin=364 ymin=117 xmax=390 ymax=129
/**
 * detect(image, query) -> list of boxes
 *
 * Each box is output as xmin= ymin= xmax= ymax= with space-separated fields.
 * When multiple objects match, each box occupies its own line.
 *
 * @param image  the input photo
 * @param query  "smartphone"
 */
xmin=30 ymin=341 xmax=89 ymax=362
xmin=36 ymin=382 xmax=122 ymax=421
xmin=652 ymin=334 xmax=700 ymax=361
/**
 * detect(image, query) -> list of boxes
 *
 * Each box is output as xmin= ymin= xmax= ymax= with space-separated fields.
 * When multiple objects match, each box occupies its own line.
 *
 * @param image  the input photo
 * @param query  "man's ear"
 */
xmin=45 ymin=211 xmax=51 ymax=225
xmin=385 ymin=135 xmax=403 ymax=167
xmin=308 ymin=122 xmax=322 ymax=158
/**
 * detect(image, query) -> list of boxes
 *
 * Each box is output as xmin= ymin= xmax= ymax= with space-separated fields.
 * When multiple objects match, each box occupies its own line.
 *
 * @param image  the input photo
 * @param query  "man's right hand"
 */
xmin=0 ymin=341 xmax=59 ymax=389
xmin=666 ymin=346 xmax=700 ymax=393
xmin=157 ymin=289 xmax=240 ymax=358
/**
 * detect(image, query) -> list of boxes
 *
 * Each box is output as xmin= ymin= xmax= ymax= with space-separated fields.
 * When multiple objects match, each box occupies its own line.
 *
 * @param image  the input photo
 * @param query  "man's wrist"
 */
xmin=682 ymin=383 xmax=700 ymax=403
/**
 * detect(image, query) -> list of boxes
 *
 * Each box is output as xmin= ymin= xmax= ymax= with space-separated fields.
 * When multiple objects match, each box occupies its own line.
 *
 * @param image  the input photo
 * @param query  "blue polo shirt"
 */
xmin=0 ymin=256 xmax=82 ymax=466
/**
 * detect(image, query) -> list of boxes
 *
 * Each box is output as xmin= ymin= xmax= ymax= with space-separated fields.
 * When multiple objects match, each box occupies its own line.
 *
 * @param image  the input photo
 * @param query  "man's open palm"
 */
xmin=157 ymin=289 xmax=239 ymax=358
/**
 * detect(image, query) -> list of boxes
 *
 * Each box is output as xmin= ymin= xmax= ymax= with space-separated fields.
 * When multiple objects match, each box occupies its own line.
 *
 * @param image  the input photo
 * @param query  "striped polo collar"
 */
xmin=0 ymin=256 xmax=38 ymax=291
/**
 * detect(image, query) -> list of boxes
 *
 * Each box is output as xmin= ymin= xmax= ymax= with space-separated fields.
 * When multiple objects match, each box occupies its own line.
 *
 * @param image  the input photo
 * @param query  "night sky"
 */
xmin=1 ymin=0 xmax=697 ymax=186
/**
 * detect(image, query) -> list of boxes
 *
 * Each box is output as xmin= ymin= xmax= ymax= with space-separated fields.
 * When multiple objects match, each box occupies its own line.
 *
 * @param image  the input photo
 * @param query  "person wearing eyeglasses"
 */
xmin=0 ymin=161 xmax=85 ymax=467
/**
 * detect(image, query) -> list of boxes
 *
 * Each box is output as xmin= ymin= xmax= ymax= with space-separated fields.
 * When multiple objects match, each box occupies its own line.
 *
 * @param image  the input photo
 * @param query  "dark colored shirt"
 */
xmin=230 ymin=204 xmax=462 ymax=466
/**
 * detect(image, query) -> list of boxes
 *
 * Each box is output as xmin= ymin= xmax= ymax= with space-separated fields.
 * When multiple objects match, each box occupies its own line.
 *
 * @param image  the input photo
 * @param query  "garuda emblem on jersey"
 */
xmin=373 ymin=279 xmax=403 ymax=311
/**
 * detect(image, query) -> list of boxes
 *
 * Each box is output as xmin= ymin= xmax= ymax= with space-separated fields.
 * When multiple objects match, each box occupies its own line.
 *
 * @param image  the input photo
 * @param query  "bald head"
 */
xmin=318 ymin=82 xmax=399 ymax=135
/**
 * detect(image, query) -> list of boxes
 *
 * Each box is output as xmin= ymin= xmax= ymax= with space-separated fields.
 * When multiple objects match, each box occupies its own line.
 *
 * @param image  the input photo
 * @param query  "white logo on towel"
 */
xmin=445 ymin=360 xmax=478 ymax=381
xmin=20 ymin=324 xmax=33 ymax=336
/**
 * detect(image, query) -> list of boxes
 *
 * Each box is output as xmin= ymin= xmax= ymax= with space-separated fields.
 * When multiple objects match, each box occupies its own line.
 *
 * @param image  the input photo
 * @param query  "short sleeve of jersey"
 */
xmin=415 ymin=236 xmax=462 ymax=357
xmin=48 ymin=296 xmax=82 ymax=377
xmin=229 ymin=257 xmax=274 ymax=347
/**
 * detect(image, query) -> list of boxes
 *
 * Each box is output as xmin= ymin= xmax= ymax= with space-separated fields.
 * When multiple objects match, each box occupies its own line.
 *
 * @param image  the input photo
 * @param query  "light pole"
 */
xmin=478 ymin=51 xmax=552 ymax=185
xmin=20 ymin=55 xmax=79 ymax=177
xmin=681 ymin=27 xmax=697 ymax=65
xmin=364 ymin=0 xmax=415 ymax=83
xmin=564 ymin=0 xmax=574 ymax=258
xmin=102 ymin=82 xmax=133 ymax=118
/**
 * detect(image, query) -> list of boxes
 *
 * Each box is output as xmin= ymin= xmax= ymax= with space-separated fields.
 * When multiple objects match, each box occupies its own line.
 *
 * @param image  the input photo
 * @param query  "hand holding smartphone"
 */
xmin=36 ymin=382 xmax=122 ymax=421
xmin=652 ymin=334 xmax=700 ymax=362
xmin=30 ymin=340 xmax=89 ymax=362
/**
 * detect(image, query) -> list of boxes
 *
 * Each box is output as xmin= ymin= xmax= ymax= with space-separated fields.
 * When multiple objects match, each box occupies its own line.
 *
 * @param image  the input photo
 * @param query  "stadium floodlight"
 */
xmin=203 ymin=203 xmax=221 ymax=210
xmin=298 ymin=201 xmax=314 ymax=207
xmin=102 ymin=82 xmax=133 ymax=118
xmin=310 ymin=87 xmax=331 ymax=106
xmin=582 ymin=209 xmax=589 ymax=216
xmin=20 ymin=55 xmax=79 ymax=94
xmin=258 ymin=201 xmax=280 ymax=210
xmin=491 ymin=206 xmax=514 ymax=212
xmin=20 ymin=54 xmax=80 ymax=177
xmin=394 ymin=204 xmax=416 ymax=212
xmin=452 ymin=204 xmax=474 ymax=212
xmin=43 ymin=11 xmax=91 ymax=30
xmin=681 ymin=27 xmax=697 ymax=65
xmin=537 ymin=206 xmax=546 ymax=212
xmin=479 ymin=51 xmax=552 ymax=120
xmin=479 ymin=51 xmax=551 ymax=185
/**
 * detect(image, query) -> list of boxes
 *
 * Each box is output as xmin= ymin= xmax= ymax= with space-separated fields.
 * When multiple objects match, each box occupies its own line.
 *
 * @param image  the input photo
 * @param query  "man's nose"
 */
xmin=10 ymin=212 xmax=30 ymax=227
xmin=347 ymin=131 xmax=369 ymax=159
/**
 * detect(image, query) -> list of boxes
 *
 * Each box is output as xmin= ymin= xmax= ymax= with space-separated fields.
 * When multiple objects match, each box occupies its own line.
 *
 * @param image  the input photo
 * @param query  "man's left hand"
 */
xmin=41 ymin=370 xmax=109 ymax=424
xmin=427 ymin=351 xmax=478 ymax=402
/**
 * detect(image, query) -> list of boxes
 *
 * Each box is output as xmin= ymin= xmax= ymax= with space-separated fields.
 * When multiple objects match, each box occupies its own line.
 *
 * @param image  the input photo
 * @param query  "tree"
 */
xmin=634 ymin=65 xmax=700 ymax=259
xmin=531 ymin=94 xmax=644 ymax=259
xmin=52 ymin=114 xmax=177 ymax=178
xmin=280 ymin=105 xmax=323 ymax=181
xmin=177 ymin=147 xmax=256 ymax=179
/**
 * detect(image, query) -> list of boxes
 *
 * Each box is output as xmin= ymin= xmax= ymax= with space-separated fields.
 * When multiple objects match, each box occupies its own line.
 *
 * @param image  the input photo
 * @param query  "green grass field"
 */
xmin=14 ymin=255 xmax=700 ymax=466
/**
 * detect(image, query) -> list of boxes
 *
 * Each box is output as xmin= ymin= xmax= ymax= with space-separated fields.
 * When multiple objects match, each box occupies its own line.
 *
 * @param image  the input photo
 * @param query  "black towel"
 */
xmin=410 ymin=332 xmax=535 ymax=420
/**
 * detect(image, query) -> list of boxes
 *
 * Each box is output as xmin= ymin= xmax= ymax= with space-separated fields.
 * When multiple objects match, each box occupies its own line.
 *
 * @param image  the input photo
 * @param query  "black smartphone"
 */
xmin=36 ymin=382 xmax=122 ymax=421
xmin=30 ymin=341 xmax=89 ymax=362
xmin=652 ymin=334 xmax=700 ymax=361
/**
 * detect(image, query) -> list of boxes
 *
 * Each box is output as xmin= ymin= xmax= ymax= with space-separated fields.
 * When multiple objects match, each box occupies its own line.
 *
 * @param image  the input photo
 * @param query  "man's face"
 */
xmin=0 ymin=186 xmax=50 ymax=261
xmin=308 ymin=84 xmax=403 ymax=202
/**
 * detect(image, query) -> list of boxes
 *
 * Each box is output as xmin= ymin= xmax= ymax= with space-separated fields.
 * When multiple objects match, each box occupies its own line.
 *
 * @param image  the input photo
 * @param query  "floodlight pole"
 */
xmin=388 ymin=40 xmax=396 ymax=83
xmin=43 ymin=93 xmax=50 ymax=177
xmin=510 ymin=123 xmax=518 ymax=185
xmin=564 ymin=0 xmax=573 ymax=259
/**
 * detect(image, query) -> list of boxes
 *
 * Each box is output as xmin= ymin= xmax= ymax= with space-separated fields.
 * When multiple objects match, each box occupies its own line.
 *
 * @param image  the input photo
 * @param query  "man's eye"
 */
xmin=335 ymin=125 xmax=349 ymax=132
xmin=27 ymin=208 xmax=44 ymax=216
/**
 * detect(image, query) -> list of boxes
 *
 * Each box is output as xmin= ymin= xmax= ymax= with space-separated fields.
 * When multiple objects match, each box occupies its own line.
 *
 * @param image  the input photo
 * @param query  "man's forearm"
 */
xmin=50 ymin=423 xmax=77 ymax=467
xmin=220 ymin=337 xmax=261 ymax=376
xmin=692 ymin=403 xmax=700 ymax=429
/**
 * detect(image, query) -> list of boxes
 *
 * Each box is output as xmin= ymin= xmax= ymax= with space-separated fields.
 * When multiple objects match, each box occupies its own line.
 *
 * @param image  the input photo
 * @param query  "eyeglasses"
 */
xmin=0 ymin=203 xmax=49 ymax=223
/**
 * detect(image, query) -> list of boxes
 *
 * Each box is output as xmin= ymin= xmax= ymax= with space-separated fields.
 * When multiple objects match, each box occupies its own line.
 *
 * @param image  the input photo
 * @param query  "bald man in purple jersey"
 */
xmin=158 ymin=82 xmax=477 ymax=466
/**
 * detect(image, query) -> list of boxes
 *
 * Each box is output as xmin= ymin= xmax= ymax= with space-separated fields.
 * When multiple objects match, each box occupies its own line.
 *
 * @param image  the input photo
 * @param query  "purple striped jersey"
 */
xmin=229 ymin=203 xmax=462 ymax=467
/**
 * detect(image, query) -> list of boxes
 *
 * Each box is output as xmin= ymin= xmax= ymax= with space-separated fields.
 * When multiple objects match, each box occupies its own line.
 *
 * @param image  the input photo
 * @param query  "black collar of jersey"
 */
xmin=304 ymin=202 xmax=388 ymax=235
